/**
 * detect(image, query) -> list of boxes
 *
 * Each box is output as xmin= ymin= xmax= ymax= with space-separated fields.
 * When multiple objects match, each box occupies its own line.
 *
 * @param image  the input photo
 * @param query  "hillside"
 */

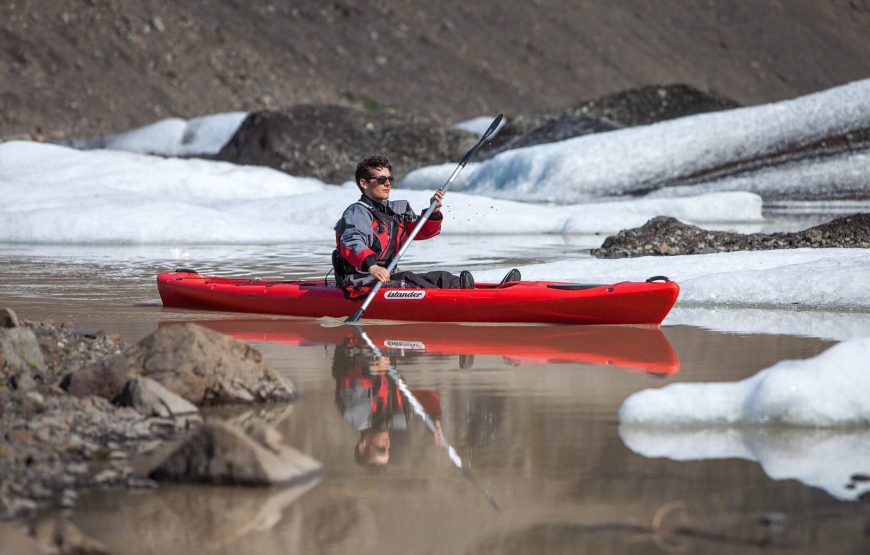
xmin=2 ymin=0 xmax=870 ymax=140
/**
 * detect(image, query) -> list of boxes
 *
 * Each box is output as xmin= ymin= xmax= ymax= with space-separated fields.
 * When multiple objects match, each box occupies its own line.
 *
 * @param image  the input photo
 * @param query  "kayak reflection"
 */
xmin=178 ymin=319 xmax=680 ymax=376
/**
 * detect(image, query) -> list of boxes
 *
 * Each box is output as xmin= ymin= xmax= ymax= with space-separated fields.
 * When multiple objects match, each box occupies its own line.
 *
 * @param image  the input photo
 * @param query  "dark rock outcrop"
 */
xmin=216 ymin=105 xmax=477 ymax=183
xmin=593 ymin=213 xmax=870 ymax=258
xmin=480 ymin=84 xmax=738 ymax=158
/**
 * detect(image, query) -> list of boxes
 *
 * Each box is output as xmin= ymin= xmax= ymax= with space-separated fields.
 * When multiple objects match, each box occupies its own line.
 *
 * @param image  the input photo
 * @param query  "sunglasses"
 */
xmin=367 ymin=175 xmax=395 ymax=185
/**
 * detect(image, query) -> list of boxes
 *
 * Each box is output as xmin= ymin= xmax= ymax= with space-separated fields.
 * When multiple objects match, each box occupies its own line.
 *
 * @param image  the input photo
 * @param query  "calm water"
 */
xmin=2 ymin=233 xmax=869 ymax=554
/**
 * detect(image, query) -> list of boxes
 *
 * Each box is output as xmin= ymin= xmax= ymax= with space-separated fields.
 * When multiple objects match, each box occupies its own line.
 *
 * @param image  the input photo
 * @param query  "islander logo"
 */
xmin=383 ymin=340 xmax=427 ymax=350
xmin=384 ymin=290 xmax=426 ymax=300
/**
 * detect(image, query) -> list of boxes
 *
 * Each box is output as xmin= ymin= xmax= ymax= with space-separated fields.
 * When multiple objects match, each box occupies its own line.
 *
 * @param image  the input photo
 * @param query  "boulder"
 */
xmin=0 ymin=327 xmax=46 ymax=371
xmin=216 ymin=105 xmax=477 ymax=183
xmin=129 ymin=324 xmax=296 ymax=406
xmin=593 ymin=213 xmax=870 ymax=258
xmin=480 ymin=84 xmax=738 ymax=157
xmin=114 ymin=377 xmax=200 ymax=420
xmin=63 ymin=323 xmax=295 ymax=406
xmin=0 ymin=307 xmax=19 ymax=328
xmin=144 ymin=420 xmax=321 ymax=486
xmin=61 ymin=352 xmax=132 ymax=400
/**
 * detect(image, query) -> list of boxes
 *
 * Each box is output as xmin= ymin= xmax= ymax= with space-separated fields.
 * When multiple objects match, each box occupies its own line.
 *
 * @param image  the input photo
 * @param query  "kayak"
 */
xmin=157 ymin=269 xmax=679 ymax=325
xmin=163 ymin=319 xmax=680 ymax=375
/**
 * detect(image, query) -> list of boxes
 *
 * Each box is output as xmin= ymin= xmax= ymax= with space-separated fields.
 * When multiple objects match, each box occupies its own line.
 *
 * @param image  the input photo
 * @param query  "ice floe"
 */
xmin=619 ymin=337 xmax=870 ymax=427
xmin=62 ymin=112 xmax=248 ymax=157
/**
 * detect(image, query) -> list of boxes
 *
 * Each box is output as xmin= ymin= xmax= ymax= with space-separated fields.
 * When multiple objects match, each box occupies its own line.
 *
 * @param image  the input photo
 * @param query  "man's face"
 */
xmin=360 ymin=166 xmax=393 ymax=202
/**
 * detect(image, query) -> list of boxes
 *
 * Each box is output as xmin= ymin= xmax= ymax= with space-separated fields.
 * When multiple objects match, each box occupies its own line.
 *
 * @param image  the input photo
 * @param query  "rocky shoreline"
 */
xmin=0 ymin=310 xmax=319 ymax=554
xmin=592 ymin=213 xmax=870 ymax=258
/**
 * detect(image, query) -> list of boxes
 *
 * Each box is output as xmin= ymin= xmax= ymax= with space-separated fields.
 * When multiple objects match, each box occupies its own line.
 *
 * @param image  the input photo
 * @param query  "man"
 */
xmin=333 ymin=155 xmax=520 ymax=289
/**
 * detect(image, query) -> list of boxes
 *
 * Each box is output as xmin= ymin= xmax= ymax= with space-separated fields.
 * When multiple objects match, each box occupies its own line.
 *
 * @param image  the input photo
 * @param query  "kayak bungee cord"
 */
xmin=355 ymin=328 xmax=502 ymax=511
xmin=346 ymin=113 xmax=504 ymax=323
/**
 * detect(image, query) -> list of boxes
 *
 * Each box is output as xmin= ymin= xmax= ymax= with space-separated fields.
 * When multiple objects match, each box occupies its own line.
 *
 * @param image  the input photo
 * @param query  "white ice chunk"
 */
xmin=619 ymin=337 xmax=870 ymax=427
xmin=66 ymin=112 xmax=248 ymax=157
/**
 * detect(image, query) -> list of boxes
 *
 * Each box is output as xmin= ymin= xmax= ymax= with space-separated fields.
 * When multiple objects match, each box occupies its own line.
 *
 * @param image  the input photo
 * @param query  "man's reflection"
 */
xmin=331 ymin=337 xmax=442 ymax=467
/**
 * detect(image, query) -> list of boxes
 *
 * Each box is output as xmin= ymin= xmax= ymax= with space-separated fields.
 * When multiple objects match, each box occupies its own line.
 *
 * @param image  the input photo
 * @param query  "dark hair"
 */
xmin=355 ymin=156 xmax=392 ymax=185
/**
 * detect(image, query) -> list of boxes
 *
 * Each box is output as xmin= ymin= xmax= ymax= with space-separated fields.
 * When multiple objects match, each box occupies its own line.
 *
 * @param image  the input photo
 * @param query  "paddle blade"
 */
xmin=483 ymin=113 xmax=504 ymax=139
xmin=459 ymin=113 xmax=504 ymax=166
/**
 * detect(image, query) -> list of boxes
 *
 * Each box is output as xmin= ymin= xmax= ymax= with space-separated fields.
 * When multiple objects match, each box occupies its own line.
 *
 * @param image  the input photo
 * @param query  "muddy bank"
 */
xmin=5 ymin=1 xmax=870 ymax=140
xmin=1 ymin=311 xmax=319 ymax=552
xmin=593 ymin=213 xmax=870 ymax=258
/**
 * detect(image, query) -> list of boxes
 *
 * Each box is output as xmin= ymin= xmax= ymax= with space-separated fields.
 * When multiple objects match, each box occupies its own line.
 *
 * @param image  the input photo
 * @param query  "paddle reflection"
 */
xmin=182 ymin=319 xmax=681 ymax=376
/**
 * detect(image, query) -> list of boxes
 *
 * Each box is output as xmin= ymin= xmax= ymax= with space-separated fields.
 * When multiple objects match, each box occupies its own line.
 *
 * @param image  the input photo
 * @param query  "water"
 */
xmin=2 ymin=231 xmax=869 ymax=554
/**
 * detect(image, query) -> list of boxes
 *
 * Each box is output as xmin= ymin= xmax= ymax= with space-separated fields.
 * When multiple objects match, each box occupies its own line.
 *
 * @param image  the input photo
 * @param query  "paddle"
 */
xmin=346 ymin=113 xmax=504 ymax=323
xmin=355 ymin=328 xmax=501 ymax=511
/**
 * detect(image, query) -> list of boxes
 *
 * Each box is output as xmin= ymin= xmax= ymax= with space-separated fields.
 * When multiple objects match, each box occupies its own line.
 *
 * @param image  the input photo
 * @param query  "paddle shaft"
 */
xmin=346 ymin=114 xmax=503 ymax=323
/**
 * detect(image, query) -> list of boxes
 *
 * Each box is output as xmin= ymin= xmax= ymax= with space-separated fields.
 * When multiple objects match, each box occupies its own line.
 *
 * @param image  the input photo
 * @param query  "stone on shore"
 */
xmin=1 ymin=307 xmax=20 ymax=328
xmin=130 ymin=324 xmax=296 ymax=406
xmin=61 ymin=352 xmax=132 ymax=400
xmin=144 ymin=420 xmax=321 ymax=486
xmin=114 ymin=377 xmax=200 ymax=420
xmin=0 ymin=327 xmax=46 ymax=371
xmin=593 ymin=213 xmax=870 ymax=258
xmin=64 ymin=323 xmax=296 ymax=406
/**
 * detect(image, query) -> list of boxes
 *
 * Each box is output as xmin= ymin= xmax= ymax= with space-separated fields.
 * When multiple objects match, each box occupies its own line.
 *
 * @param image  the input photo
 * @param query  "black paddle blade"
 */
xmin=459 ymin=113 xmax=504 ymax=166
xmin=483 ymin=113 xmax=504 ymax=140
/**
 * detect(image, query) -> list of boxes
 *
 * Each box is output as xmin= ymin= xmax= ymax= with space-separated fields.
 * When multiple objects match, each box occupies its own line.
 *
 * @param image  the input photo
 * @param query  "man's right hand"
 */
xmin=369 ymin=264 xmax=390 ymax=283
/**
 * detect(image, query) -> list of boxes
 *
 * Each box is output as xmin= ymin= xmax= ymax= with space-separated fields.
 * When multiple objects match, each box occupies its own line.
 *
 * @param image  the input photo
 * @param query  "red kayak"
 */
xmin=157 ymin=270 xmax=679 ymax=325
xmin=164 ymin=319 xmax=680 ymax=375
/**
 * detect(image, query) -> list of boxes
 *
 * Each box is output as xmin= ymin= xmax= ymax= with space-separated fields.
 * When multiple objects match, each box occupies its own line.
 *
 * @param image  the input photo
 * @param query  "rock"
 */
xmin=593 ymin=213 xmax=870 ymax=258
xmin=10 ymin=370 xmax=38 ymax=391
xmin=0 ymin=307 xmax=20 ymax=328
xmin=114 ymin=377 xmax=199 ymax=419
xmin=481 ymin=84 xmax=738 ymax=157
xmin=216 ymin=105 xmax=478 ymax=184
xmin=22 ymin=391 xmax=46 ymax=413
xmin=61 ymin=352 xmax=133 ymax=400
xmin=127 ymin=324 xmax=296 ymax=406
xmin=0 ymin=327 xmax=46 ymax=371
xmin=144 ymin=420 xmax=321 ymax=486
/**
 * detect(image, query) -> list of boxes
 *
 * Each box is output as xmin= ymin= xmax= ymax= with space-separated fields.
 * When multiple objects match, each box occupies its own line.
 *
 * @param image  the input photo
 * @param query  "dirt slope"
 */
xmin=2 ymin=0 xmax=870 ymax=139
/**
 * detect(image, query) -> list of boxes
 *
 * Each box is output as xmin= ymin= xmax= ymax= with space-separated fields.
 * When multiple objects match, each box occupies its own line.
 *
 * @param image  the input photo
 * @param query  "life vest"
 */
xmin=333 ymin=196 xmax=441 ymax=284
